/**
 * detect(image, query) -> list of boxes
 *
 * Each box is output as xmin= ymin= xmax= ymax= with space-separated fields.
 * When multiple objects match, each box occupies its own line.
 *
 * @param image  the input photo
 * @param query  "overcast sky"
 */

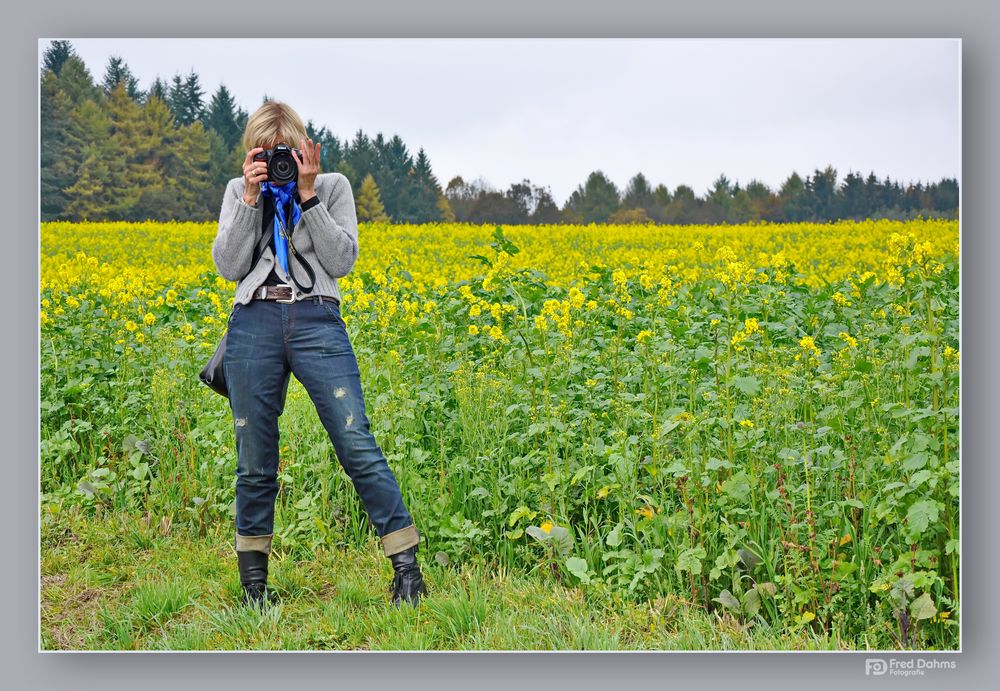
xmin=41 ymin=38 xmax=960 ymax=206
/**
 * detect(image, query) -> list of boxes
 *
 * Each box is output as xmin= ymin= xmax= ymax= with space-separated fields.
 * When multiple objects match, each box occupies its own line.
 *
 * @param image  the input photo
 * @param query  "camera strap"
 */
xmin=274 ymin=207 xmax=317 ymax=293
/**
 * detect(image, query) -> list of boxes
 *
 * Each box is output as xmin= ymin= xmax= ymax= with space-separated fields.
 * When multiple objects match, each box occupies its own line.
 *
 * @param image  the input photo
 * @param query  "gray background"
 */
xmin=10 ymin=0 xmax=992 ymax=688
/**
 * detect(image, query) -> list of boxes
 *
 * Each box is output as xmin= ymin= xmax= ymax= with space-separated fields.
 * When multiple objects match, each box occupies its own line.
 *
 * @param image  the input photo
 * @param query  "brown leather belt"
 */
xmin=251 ymin=284 xmax=339 ymax=306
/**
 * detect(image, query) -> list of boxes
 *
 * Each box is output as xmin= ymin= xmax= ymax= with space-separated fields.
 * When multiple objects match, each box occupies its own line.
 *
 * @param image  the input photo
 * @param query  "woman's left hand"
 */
xmin=293 ymin=137 xmax=321 ymax=197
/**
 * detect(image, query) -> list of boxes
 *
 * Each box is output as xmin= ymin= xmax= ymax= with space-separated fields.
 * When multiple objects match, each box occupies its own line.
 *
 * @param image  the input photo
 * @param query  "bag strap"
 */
xmin=249 ymin=216 xmax=274 ymax=274
xmin=225 ymin=218 xmax=273 ymax=327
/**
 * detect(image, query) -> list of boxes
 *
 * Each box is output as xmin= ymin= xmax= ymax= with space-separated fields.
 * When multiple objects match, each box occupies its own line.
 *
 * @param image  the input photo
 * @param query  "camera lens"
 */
xmin=268 ymin=151 xmax=297 ymax=185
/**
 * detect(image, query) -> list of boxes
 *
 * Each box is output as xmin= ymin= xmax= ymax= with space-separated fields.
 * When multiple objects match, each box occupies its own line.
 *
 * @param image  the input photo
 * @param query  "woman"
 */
xmin=211 ymin=101 xmax=427 ymax=608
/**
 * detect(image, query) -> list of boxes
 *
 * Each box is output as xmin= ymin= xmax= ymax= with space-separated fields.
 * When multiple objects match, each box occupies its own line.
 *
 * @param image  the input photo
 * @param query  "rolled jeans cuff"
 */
xmin=381 ymin=524 xmax=419 ymax=556
xmin=234 ymin=532 xmax=273 ymax=554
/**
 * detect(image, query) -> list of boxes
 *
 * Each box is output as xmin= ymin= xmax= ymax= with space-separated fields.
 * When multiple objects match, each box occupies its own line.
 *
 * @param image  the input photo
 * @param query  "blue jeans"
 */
xmin=222 ymin=295 xmax=419 ymax=557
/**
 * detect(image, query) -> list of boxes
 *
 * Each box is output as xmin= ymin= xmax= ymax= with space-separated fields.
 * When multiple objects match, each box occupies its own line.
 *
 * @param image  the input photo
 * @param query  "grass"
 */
xmin=40 ymin=509 xmax=850 ymax=651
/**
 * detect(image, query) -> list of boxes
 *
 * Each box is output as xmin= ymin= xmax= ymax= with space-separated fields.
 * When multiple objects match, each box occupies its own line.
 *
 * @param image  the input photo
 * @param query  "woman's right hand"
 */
xmin=241 ymin=147 xmax=267 ymax=205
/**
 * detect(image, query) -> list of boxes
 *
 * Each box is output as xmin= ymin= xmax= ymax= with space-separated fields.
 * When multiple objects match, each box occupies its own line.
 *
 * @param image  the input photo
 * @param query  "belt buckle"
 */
xmin=274 ymin=282 xmax=296 ymax=304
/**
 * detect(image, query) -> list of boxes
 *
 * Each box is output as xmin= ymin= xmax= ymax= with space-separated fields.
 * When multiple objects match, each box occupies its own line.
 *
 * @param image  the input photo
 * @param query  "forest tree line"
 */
xmin=40 ymin=40 xmax=959 ymax=225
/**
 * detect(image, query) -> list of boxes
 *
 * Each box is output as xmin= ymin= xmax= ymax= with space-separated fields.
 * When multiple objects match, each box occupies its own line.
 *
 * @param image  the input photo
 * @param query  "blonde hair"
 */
xmin=241 ymin=100 xmax=310 ymax=152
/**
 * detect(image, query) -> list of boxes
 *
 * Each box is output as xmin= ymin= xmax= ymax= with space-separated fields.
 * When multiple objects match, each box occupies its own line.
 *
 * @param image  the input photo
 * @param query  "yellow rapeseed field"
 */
xmin=39 ymin=217 xmax=960 ymax=649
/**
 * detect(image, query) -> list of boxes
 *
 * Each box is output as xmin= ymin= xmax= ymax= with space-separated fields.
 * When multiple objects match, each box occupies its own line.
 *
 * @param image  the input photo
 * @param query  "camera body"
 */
xmin=253 ymin=144 xmax=301 ymax=185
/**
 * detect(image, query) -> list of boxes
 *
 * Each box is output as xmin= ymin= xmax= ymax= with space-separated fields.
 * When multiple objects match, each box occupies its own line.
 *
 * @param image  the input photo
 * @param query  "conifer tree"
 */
xmin=63 ymin=101 xmax=134 ymax=220
xmin=409 ymin=148 xmax=444 ymax=222
xmin=167 ymin=71 xmax=204 ymax=125
xmin=622 ymin=173 xmax=656 ymax=215
xmin=104 ymin=84 xmax=163 ymax=218
xmin=345 ymin=129 xmax=378 ymax=179
xmin=356 ymin=173 xmax=390 ymax=222
xmin=145 ymin=77 xmax=168 ymax=104
xmin=707 ymin=174 xmax=735 ymax=221
xmin=205 ymin=84 xmax=242 ymax=151
xmin=205 ymin=128 xmax=233 ymax=212
xmin=54 ymin=55 xmax=103 ymax=105
xmin=779 ymin=172 xmax=810 ymax=222
xmin=40 ymin=70 xmax=74 ymax=220
xmin=565 ymin=171 xmax=621 ymax=223
xmin=168 ymin=121 xmax=212 ymax=219
xmin=376 ymin=134 xmax=415 ymax=220
xmin=41 ymin=39 xmax=74 ymax=77
xmin=102 ymin=55 xmax=144 ymax=101
xmin=806 ymin=165 xmax=838 ymax=220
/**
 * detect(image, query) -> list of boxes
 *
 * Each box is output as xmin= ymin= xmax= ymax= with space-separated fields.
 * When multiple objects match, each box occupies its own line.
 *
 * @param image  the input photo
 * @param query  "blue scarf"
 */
xmin=259 ymin=181 xmax=302 ymax=277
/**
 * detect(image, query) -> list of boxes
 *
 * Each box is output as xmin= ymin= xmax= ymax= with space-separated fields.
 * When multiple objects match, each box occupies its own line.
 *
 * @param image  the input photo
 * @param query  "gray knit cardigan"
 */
xmin=211 ymin=172 xmax=359 ymax=306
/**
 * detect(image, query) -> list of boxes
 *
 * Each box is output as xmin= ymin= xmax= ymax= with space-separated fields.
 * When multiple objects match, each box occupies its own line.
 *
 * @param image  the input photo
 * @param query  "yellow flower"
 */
xmin=636 ymin=330 xmax=653 ymax=344
xmin=144 ymin=312 xmax=156 ymax=326
xmin=635 ymin=506 xmax=654 ymax=519
xmin=799 ymin=335 xmax=820 ymax=356
xmin=730 ymin=330 xmax=748 ymax=351
xmin=539 ymin=520 xmax=553 ymax=534
xmin=739 ymin=419 xmax=754 ymax=429
xmin=468 ymin=324 xmax=479 ymax=335
xmin=838 ymin=331 xmax=858 ymax=348
xmin=839 ymin=533 xmax=853 ymax=546
xmin=124 ymin=319 xmax=138 ymax=332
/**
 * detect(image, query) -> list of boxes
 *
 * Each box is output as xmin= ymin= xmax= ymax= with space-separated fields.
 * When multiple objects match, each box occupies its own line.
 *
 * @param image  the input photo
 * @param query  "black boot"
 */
xmin=388 ymin=545 xmax=427 ymax=607
xmin=237 ymin=549 xmax=276 ymax=607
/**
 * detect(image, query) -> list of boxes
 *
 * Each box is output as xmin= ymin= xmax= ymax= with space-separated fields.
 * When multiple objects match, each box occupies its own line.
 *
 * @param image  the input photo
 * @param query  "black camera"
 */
xmin=253 ymin=143 xmax=301 ymax=185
